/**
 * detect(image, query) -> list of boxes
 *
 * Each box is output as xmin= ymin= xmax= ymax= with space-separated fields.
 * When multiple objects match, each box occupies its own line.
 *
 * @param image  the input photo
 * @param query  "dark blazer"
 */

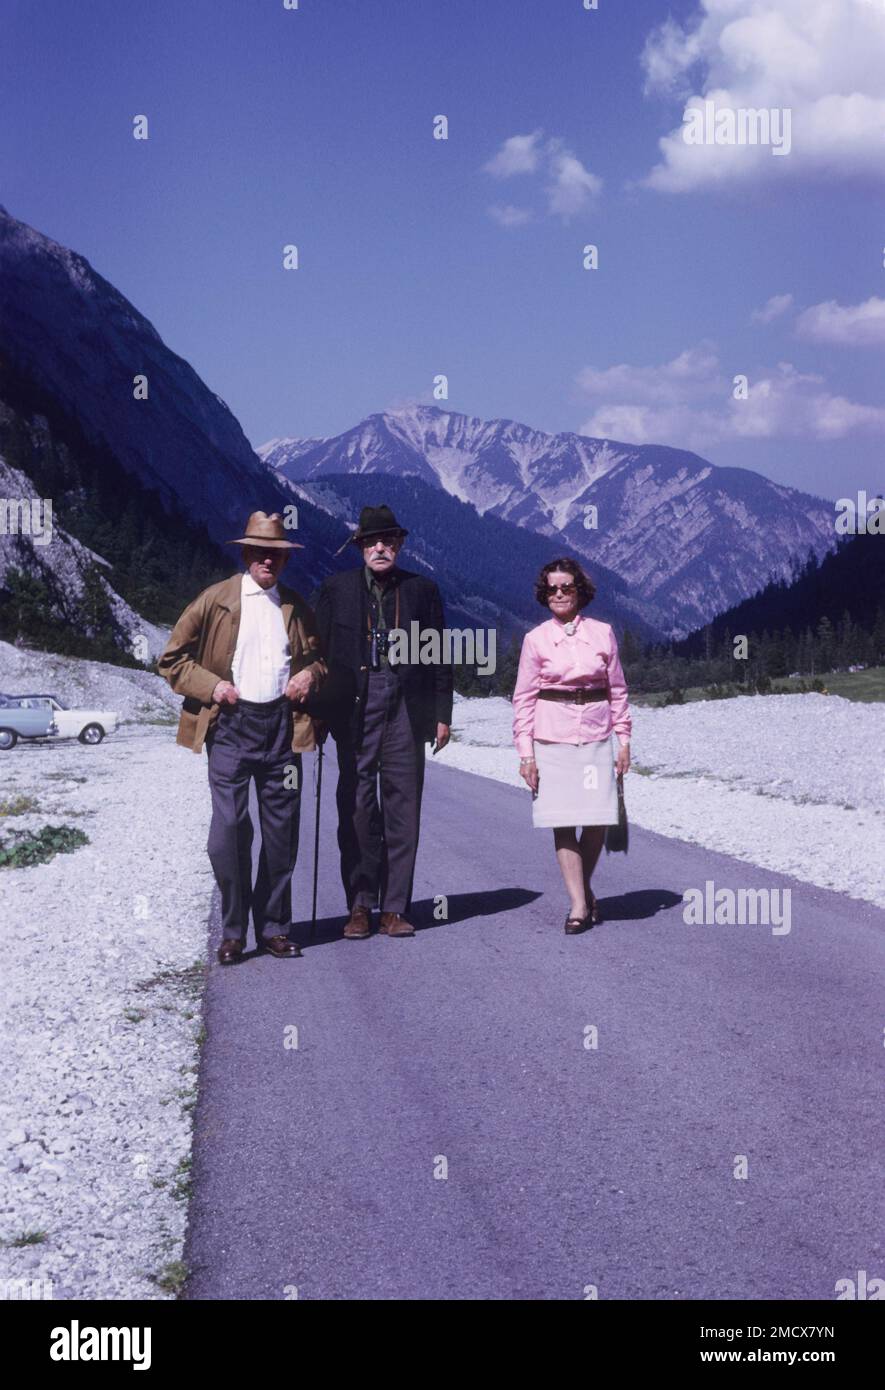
xmin=311 ymin=564 xmax=454 ymax=744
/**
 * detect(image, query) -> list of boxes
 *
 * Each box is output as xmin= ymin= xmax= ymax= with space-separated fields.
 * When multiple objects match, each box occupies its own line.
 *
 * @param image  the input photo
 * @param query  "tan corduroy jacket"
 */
xmin=158 ymin=573 xmax=327 ymax=754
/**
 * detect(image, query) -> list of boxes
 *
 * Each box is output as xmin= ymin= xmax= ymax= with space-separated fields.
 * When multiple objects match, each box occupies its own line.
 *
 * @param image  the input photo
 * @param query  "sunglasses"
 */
xmin=363 ymin=533 xmax=400 ymax=548
xmin=546 ymin=582 xmax=577 ymax=595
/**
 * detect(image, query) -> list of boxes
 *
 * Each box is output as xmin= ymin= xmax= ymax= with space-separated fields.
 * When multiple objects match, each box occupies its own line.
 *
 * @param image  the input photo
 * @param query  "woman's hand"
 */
xmin=519 ymin=757 xmax=539 ymax=792
xmin=615 ymin=741 xmax=631 ymax=777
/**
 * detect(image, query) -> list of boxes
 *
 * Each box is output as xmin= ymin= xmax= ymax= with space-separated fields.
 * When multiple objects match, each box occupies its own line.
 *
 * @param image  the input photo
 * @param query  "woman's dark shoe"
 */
xmin=588 ymin=892 xmax=602 ymax=926
xmin=564 ymin=913 xmax=588 ymax=935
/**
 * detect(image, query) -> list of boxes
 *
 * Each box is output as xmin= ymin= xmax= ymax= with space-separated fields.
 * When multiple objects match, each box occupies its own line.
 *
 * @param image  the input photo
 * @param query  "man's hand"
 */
xmin=212 ymin=680 xmax=240 ymax=706
xmin=615 ymin=741 xmax=631 ymax=777
xmin=432 ymin=723 xmax=451 ymax=754
xmin=285 ymin=670 xmax=315 ymax=704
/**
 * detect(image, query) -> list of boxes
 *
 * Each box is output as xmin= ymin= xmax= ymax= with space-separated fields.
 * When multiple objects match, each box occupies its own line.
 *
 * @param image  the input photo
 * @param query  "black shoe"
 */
xmin=564 ymin=913 xmax=589 ymax=935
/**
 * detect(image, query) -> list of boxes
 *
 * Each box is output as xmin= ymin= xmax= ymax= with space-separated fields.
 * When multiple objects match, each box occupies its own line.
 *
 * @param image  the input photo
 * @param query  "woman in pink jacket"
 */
xmin=512 ymin=557 xmax=632 ymax=934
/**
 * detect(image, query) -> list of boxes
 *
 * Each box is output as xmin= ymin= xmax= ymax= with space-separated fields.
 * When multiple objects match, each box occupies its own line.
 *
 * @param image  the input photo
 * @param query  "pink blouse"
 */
xmin=512 ymin=614 xmax=632 ymax=757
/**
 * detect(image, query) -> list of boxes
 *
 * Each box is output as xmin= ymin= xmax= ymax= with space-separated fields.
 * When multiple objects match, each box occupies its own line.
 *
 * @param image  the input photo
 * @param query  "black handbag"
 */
xmin=605 ymin=770 xmax=629 ymax=853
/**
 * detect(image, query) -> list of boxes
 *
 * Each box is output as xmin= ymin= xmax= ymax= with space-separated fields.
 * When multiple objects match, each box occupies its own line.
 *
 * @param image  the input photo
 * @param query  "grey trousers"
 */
xmin=335 ymin=669 xmax=425 ymax=915
xmin=206 ymin=696 xmax=301 ymax=943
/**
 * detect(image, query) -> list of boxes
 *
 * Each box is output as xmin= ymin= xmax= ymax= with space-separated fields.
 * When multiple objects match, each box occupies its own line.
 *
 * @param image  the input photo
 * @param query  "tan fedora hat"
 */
xmin=227 ymin=511 xmax=303 ymax=550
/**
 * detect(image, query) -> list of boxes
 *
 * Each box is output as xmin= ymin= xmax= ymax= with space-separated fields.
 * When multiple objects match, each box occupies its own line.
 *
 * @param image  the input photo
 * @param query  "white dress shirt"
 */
xmin=231 ymin=572 xmax=291 ymax=702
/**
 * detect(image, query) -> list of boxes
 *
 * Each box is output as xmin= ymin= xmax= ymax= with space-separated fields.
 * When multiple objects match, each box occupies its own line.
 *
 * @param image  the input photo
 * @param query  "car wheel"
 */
xmin=0 ymin=728 xmax=17 ymax=750
xmin=79 ymin=723 xmax=105 ymax=745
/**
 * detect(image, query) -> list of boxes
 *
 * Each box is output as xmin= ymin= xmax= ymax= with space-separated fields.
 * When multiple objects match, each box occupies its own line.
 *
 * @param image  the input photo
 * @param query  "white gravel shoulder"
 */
xmin=437 ymin=690 xmax=885 ymax=908
xmin=0 ymin=724 xmax=211 ymax=1299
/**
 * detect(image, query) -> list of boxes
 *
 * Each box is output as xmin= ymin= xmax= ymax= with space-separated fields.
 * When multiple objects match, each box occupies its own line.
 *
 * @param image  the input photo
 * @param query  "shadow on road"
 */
xmin=592 ymin=886 xmax=683 ymax=924
xmin=289 ymin=886 xmax=542 ymax=947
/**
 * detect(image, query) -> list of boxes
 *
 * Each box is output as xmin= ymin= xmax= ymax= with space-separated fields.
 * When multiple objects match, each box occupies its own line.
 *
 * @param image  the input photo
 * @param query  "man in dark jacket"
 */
xmin=313 ymin=505 xmax=453 ymax=938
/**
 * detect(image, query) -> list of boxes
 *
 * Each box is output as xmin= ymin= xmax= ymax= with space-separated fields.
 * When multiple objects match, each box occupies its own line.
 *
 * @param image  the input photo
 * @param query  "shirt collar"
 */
xmin=242 ymin=572 xmax=279 ymax=599
xmin=364 ymin=565 xmax=398 ymax=591
xmin=549 ymin=613 xmax=591 ymax=645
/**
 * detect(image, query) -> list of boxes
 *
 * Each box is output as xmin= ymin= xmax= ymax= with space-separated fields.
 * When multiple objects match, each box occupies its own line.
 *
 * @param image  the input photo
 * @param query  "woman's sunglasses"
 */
xmin=546 ymin=582 xmax=577 ymax=595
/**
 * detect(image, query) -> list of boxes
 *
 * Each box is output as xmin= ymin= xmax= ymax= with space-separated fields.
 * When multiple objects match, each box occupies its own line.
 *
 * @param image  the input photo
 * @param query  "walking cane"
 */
xmin=310 ymin=739 xmax=324 ymax=940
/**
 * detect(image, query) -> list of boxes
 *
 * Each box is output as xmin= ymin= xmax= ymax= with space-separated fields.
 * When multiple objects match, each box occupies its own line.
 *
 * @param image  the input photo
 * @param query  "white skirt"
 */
xmin=531 ymin=737 xmax=619 ymax=829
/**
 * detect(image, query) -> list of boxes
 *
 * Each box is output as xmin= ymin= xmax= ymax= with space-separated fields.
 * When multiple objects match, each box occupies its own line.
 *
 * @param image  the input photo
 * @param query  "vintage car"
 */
xmin=0 ymin=693 xmax=118 ymax=749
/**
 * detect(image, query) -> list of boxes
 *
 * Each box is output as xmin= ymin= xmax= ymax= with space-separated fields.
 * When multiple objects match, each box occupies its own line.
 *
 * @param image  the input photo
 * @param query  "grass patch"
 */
xmin=135 ymin=959 xmax=204 ymax=1000
xmin=4 ymin=1230 xmax=48 ymax=1247
xmin=0 ymin=795 xmax=40 ymax=817
xmin=631 ymin=666 xmax=885 ymax=708
xmin=171 ymin=1155 xmax=193 ymax=1203
xmin=0 ymin=825 xmax=89 ymax=869
xmin=153 ymin=1259 xmax=188 ymax=1296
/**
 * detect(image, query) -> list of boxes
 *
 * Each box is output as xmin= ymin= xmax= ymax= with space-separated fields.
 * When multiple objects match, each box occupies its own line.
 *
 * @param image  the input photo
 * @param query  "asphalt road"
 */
xmin=184 ymin=745 xmax=885 ymax=1300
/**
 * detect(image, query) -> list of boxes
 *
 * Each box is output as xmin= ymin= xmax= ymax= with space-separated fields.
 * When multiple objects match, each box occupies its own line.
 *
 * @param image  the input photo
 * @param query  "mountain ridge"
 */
xmin=261 ymin=404 xmax=836 ymax=637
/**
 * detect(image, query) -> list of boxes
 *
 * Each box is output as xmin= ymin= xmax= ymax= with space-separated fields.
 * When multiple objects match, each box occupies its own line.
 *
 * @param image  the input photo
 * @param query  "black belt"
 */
xmin=537 ymin=687 xmax=608 ymax=704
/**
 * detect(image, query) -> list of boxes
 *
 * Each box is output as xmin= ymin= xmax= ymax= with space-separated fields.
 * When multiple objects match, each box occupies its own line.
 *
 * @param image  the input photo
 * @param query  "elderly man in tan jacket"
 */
xmin=159 ymin=512 xmax=327 ymax=964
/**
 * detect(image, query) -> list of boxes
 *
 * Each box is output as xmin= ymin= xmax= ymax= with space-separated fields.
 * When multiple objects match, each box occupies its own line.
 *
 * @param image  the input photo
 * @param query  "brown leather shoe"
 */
xmin=343 ymin=905 xmax=371 ymax=939
xmin=379 ymin=912 xmax=415 ymax=937
xmin=260 ymin=935 xmax=301 ymax=958
xmin=218 ymin=938 xmax=244 ymax=964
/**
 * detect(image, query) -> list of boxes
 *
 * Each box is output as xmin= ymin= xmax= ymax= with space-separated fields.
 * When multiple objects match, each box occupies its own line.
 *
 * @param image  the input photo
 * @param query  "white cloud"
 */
xmin=577 ymin=344 xmax=721 ymax=406
xmin=640 ymin=0 xmax=885 ymax=191
xmin=484 ymin=131 xmax=601 ymax=222
xmin=487 ymin=203 xmax=533 ymax=227
xmin=751 ymin=293 xmax=794 ymax=324
xmin=795 ymin=296 xmax=885 ymax=345
xmin=545 ymin=142 xmax=603 ymax=218
xmin=483 ymin=131 xmax=544 ymax=178
xmin=576 ymin=343 xmax=885 ymax=448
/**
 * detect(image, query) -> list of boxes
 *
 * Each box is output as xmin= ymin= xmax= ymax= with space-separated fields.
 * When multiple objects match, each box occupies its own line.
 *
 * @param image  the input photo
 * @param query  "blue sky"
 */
xmin=3 ymin=0 xmax=885 ymax=501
